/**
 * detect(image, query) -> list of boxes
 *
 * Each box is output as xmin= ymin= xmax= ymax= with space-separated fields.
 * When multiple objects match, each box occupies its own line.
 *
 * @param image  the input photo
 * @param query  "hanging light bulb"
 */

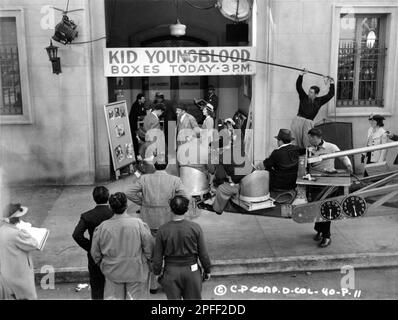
xmin=170 ymin=19 xmax=186 ymax=37
xmin=170 ymin=0 xmax=186 ymax=37
xmin=366 ymin=30 xmax=376 ymax=48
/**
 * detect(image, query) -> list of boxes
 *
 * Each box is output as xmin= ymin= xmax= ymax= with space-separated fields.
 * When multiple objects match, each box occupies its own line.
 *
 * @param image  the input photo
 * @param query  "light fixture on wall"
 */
xmin=45 ymin=40 xmax=62 ymax=74
xmin=170 ymin=0 xmax=186 ymax=37
xmin=366 ymin=30 xmax=377 ymax=48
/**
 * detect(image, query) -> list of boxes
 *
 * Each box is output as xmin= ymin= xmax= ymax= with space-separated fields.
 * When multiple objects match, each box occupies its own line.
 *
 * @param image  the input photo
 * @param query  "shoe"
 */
xmin=150 ymin=289 xmax=158 ymax=294
xmin=319 ymin=238 xmax=331 ymax=248
xmin=198 ymin=203 xmax=215 ymax=212
xmin=313 ymin=232 xmax=322 ymax=241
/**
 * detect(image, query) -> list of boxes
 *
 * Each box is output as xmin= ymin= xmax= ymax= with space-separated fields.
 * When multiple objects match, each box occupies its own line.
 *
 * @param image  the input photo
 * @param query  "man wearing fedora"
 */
xmin=0 ymin=204 xmax=39 ymax=300
xmin=257 ymin=129 xmax=306 ymax=191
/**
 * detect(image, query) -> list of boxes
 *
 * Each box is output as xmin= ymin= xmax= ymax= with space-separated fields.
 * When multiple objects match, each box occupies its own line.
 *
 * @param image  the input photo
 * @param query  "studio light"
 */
xmin=52 ymin=15 xmax=78 ymax=45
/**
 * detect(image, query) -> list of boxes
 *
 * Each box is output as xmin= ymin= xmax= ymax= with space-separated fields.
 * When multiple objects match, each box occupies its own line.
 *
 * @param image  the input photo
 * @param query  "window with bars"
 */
xmin=0 ymin=16 xmax=22 ymax=115
xmin=337 ymin=14 xmax=387 ymax=108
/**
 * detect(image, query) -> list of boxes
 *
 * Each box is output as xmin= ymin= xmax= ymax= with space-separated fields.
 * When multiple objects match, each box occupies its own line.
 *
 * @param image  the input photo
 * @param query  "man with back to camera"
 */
xmin=126 ymin=154 xmax=187 ymax=294
xmin=307 ymin=128 xmax=352 ymax=248
xmin=152 ymin=195 xmax=211 ymax=300
xmin=257 ymin=129 xmax=306 ymax=191
xmin=72 ymin=186 xmax=113 ymax=300
xmin=291 ymin=69 xmax=335 ymax=148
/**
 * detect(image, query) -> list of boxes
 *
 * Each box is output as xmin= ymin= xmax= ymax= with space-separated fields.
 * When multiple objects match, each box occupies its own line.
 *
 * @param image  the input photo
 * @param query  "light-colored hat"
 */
xmin=4 ymin=203 xmax=28 ymax=219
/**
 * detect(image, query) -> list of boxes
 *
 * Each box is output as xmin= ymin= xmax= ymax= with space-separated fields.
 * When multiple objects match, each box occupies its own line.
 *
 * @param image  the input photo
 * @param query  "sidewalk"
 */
xmin=4 ymin=175 xmax=398 ymax=283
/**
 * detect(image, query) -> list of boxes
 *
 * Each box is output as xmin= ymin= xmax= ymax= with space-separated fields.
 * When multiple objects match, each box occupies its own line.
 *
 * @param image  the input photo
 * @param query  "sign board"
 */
xmin=104 ymin=47 xmax=256 ymax=77
xmin=104 ymin=101 xmax=135 ymax=173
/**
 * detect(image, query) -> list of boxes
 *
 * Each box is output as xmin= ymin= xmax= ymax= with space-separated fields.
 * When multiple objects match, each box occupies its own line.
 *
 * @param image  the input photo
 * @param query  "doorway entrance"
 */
xmin=140 ymin=35 xmax=208 ymax=123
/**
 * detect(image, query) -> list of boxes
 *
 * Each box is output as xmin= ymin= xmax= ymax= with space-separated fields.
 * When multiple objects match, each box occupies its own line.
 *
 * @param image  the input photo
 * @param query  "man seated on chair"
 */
xmin=256 ymin=129 xmax=306 ymax=192
xmin=199 ymin=133 xmax=251 ymax=215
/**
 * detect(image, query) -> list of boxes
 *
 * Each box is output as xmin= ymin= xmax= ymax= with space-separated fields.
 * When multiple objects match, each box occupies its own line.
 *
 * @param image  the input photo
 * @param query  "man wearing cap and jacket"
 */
xmin=257 ymin=129 xmax=306 ymax=191
xmin=0 ymin=204 xmax=39 ymax=300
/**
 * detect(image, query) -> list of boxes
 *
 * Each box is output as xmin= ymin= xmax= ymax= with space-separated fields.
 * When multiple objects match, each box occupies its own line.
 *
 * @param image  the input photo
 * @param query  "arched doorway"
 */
xmin=141 ymin=35 xmax=208 ymax=123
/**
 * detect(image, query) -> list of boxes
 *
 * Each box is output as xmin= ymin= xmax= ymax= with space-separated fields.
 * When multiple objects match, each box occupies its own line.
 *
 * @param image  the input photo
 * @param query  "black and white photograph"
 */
xmin=114 ymin=124 xmax=125 ymax=138
xmin=114 ymin=107 xmax=121 ymax=118
xmin=1 ymin=0 xmax=398 ymax=310
xmin=114 ymin=144 xmax=124 ymax=162
xmin=125 ymin=143 xmax=134 ymax=159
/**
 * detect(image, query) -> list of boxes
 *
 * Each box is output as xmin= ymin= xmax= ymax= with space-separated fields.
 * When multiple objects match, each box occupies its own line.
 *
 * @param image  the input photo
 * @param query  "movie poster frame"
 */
xmin=104 ymin=100 xmax=135 ymax=178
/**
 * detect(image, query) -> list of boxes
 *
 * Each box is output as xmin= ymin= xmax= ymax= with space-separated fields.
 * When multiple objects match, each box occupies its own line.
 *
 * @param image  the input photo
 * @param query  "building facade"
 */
xmin=0 ymin=0 xmax=397 ymax=185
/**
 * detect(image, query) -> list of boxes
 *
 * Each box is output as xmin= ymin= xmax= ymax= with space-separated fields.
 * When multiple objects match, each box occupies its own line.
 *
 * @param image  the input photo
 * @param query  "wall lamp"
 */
xmin=45 ymin=40 xmax=62 ymax=74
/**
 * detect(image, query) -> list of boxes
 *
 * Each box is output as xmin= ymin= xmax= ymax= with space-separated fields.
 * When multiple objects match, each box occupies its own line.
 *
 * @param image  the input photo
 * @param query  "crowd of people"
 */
xmin=1 ymin=75 xmax=397 ymax=300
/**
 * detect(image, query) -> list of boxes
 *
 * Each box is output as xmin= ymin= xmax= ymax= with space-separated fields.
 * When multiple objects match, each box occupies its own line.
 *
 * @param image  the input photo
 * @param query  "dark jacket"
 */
xmin=390 ymin=134 xmax=398 ymax=164
xmin=72 ymin=205 xmax=113 ymax=255
xmin=296 ymin=75 xmax=335 ymax=120
xmin=152 ymin=220 xmax=211 ymax=276
xmin=264 ymin=144 xmax=306 ymax=190
xmin=129 ymin=100 xmax=146 ymax=131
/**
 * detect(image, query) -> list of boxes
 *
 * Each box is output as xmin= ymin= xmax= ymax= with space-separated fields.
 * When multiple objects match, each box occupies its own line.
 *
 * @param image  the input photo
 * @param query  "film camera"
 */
xmin=52 ymin=15 xmax=78 ymax=45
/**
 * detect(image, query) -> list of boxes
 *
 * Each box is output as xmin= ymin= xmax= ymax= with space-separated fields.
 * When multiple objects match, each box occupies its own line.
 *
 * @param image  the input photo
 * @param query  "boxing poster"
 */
xmin=104 ymin=101 xmax=135 ymax=172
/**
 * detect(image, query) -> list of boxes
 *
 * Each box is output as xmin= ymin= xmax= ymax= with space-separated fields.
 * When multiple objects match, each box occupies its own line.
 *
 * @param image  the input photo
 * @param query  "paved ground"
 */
xmin=2 ymin=172 xmax=398 ymax=276
xmin=36 ymin=267 xmax=398 ymax=300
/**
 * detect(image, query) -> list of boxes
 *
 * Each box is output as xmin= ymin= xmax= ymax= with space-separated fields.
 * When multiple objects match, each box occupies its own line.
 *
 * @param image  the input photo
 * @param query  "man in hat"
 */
xmin=257 ymin=129 xmax=306 ymax=191
xmin=0 ymin=204 xmax=38 ymax=300
xmin=126 ymin=154 xmax=187 ymax=294
xmin=291 ymin=69 xmax=335 ymax=148
xmin=307 ymin=128 xmax=352 ymax=248
xmin=72 ymin=186 xmax=113 ymax=300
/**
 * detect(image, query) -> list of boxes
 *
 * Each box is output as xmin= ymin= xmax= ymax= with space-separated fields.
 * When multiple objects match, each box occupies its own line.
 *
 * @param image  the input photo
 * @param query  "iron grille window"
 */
xmin=337 ymin=15 xmax=387 ymax=107
xmin=0 ymin=17 xmax=22 ymax=115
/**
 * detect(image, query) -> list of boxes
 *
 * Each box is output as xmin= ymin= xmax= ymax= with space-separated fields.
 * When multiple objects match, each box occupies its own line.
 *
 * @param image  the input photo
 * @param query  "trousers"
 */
xmin=314 ymin=221 xmax=331 ymax=238
xmin=104 ymin=277 xmax=149 ymax=300
xmin=160 ymin=264 xmax=202 ymax=300
xmin=88 ymin=256 xmax=106 ymax=300
xmin=291 ymin=116 xmax=314 ymax=148
xmin=213 ymin=182 xmax=240 ymax=214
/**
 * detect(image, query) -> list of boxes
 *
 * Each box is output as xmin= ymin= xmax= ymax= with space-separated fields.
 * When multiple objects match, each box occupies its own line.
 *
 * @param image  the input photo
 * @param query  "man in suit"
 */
xmin=129 ymin=93 xmax=147 ymax=160
xmin=153 ymin=195 xmax=211 ymax=300
xmin=257 ymin=129 xmax=306 ymax=191
xmin=176 ymin=104 xmax=200 ymax=146
xmin=72 ymin=186 xmax=113 ymax=300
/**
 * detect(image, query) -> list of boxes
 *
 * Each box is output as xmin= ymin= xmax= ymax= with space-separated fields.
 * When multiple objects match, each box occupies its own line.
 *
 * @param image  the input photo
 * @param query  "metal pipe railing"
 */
xmin=307 ymin=141 xmax=398 ymax=164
